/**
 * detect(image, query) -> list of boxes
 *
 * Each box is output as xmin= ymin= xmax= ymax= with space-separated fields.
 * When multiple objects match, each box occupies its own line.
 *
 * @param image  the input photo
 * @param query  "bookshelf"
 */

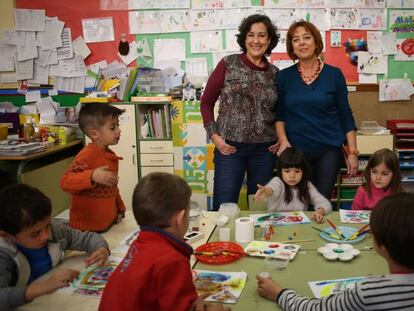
xmin=131 ymin=98 xmax=173 ymax=178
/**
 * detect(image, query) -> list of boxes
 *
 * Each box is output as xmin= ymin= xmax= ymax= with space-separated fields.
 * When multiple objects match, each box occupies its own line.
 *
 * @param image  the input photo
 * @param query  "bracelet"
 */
xmin=348 ymin=150 xmax=359 ymax=156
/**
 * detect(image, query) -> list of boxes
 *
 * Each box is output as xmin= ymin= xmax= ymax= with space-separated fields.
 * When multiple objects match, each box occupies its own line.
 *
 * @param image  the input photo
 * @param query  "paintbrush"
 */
xmin=311 ymin=226 xmax=341 ymax=240
xmin=326 ymin=219 xmax=346 ymax=239
xmin=348 ymin=224 xmax=370 ymax=241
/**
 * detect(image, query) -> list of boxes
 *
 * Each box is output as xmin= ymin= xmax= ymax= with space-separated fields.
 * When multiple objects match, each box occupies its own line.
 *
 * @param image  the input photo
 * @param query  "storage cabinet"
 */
xmin=131 ymin=99 xmax=173 ymax=178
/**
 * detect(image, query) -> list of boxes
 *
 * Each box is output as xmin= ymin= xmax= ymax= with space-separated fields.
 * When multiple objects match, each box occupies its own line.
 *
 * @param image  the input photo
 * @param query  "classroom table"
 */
xmin=194 ymin=211 xmax=388 ymax=311
xmin=16 ymin=210 xmax=218 ymax=311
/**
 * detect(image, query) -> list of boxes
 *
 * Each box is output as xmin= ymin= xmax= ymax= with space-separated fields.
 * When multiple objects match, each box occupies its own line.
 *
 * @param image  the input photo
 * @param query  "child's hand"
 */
xmin=92 ymin=166 xmax=118 ymax=187
xmin=256 ymin=274 xmax=283 ymax=301
xmin=193 ymin=294 xmax=231 ymax=311
xmin=255 ymin=184 xmax=273 ymax=202
xmin=26 ymin=269 xmax=79 ymax=301
xmin=116 ymin=210 xmax=125 ymax=223
xmin=312 ymin=208 xmax=326 ymax=224
xmin=84 ymin=247 xmax=110 ymax=267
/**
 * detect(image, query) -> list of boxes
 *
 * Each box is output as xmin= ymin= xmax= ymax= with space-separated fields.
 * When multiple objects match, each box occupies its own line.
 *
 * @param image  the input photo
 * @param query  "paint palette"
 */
xmin=320 ymin=226 xmax=367 ymax=244
xmin=195 ymin=242 xmax=245 ymax=265
xmin=244 ymin=241 xmax=301 ymax=260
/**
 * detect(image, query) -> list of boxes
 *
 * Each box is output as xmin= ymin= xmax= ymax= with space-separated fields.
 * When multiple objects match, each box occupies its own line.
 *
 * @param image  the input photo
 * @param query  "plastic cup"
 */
xmin=219 ymin=227 xmax=230 ymax=241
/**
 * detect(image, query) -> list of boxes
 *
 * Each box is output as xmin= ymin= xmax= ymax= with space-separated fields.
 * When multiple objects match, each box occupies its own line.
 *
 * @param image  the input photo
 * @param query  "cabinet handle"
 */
xmin=150 ymin=146 xmax=163 ymax=150
xmin=132 ymin=153 xmax=136 ymax=166
xmin=150 ymin=159 xmax=164 ymax=162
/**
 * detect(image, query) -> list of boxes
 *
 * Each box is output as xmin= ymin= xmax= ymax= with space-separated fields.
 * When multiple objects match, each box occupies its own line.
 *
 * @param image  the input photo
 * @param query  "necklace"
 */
xmin=298 ymin=58 xmax=322 ymax=84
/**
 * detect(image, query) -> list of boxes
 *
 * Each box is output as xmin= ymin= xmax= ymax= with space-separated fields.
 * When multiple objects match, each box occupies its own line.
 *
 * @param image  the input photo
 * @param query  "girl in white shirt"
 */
xmin=255 ymin=147 xmax=331 ymax=223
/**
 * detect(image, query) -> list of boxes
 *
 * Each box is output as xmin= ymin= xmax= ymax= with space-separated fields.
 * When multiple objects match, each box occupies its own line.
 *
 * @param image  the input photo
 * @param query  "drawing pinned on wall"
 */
xmin=190 ymin=31 xmax=222 ymax=53
xmin=308 ymin=276 xmax=367 ymax=298
xmin=129 ymin=11 xmax=161 ymax=34
xmin=192 ymin=270 xmax=247 ymax=304
xmin=331 ymin=30 xmax=342 ymax=47
xmin=58 ymin=257 xmax=121 ymax=297
xmin=395 ymin=38 xmax=414 ymax=60
xmin=389 ymin=10 xmax=414 ymax=33
xmin=81 ymin=17 xmax=115 ymax=43
xmin=357 ymin=51 xmax=387 ymax=73
xmin=339 ymin=209 xmax=371 ymax=223
xmin=264 ymin=0 xmax=325 ymax=8
xmin=330 ymin=8 xmax=358 ymax=29
xmin=191 ymin=10 xmax=224 ymax=31
xmin=128 ymin=0 xmax=190 ymax=9
xmin=192 ymin=0 xmax=250 ymax=9
xmin=387 ymin=0 xmax=414 ymax=8
xmin=160 ymin=10 xmax=191 ymax=33
xmin=379 ymin=78 xmax=414 ymax=101
xmin=357 ymin=9 xmax=386 ymax=30
xmin=225 ymin=29 xmax=239 ymax=52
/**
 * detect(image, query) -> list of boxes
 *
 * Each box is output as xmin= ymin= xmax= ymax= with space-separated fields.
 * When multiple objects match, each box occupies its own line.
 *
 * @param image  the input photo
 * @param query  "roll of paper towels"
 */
xmin=235 ymin=217 xmax=254 ymax=243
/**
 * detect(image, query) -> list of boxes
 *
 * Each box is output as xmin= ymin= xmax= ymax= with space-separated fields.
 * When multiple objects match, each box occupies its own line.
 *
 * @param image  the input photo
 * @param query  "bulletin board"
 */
xmin=6 ymin=0 xmax=414 ymax=87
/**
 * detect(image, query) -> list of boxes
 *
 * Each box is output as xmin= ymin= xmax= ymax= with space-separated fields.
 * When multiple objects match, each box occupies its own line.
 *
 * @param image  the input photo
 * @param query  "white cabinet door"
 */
xmin=84 ymin=104 xmax=138 ymax=210
xmin=111 ymin=104 xmax=138 ymax=210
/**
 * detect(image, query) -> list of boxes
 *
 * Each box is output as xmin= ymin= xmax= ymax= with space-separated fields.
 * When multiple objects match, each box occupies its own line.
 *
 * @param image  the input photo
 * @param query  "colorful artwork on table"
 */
xmin=308 ymin=276 xmax=367 ymax=298
xmin=244 ymin=240 xmax=301 ymax=260
xmin=58 ymin=258 xmax=121 ymax=297
xmin=192 ymin=270 xmax=247 ymax=304
xmin=111 ymin=228 xmax=140 ymax=254
xmin=251 ymin=211 xmax=312 ymax=226
xmin=340 ymin=209 xmax=371 ymax=224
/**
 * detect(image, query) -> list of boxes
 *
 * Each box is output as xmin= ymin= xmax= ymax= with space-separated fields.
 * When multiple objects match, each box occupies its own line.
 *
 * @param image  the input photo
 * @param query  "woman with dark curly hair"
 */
xmin=201 ymin=14 xmax=280 ymax=211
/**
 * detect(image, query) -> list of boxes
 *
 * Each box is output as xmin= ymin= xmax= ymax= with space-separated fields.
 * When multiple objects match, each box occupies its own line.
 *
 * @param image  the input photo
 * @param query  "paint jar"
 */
xmin=189 ymin=201 xmax=200 ymax=232
xmin=219 ymin=227 xmax=230 ymax=241
xmin=258 ymin=272 xmax=271 ymax=279
xmin=264 ymin=256 xmax=290 ymax=271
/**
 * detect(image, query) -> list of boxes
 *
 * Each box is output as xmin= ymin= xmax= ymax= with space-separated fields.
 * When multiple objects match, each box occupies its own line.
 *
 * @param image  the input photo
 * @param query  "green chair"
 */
xmin=248 ymin=194 xmax=268 ymax=211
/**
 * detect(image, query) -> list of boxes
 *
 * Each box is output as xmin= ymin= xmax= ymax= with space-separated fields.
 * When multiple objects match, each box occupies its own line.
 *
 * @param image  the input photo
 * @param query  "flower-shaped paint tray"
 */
xmin=320 ymin=226 xmax=366 ymax=244
xmin=317 ymin=243 xmax=361 ymax=262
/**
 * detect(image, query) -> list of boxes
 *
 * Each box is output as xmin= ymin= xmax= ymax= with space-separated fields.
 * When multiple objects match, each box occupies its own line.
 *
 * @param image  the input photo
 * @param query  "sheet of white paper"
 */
xmin=190 ymin=31 xmax=222 ymax=53
xmin=128 ymin=11 xmax=161 ymax=34
xmin=14 ymin=9 xmax=46 ymax=32
xmin=395 ymin=38 xmax=414 ymax=61
xmin=0 ymin=102 xmax=18 ymax=113
xmin=118 ymin=41 xmax=139 ymax=65
xmin=154 ymin=39 xmax=186 ymax=62
xmin=15 ymin=58 xmax=33 ymax=80
xmin=39 ymin=113 xmax=57 ymax=125
xmin=0 ymin=55 xmax=15 ymax=71
xmin=387 ymin=0 xmax=414 ymax=7
xmin=50 ymin=55 xmax=86 ymax=78
xmin=186 ymin=57 xmax=208 ymax=78
xmin=330 ymin=8 xmax=358 ymax=29
xmin=55 ymin=76 xmax=85 ymax=94
xmin=153 ymin=58 xmax=181 ymax=71
xmin=381 ymin=33 xmax=397 ymax=55
xmin=225 ymin=29 xmax=239 ymax=52
xmin=160 ymin=10 xmax=191 ymax=33
xmin=48 ymin=89 xmax=58 ymax=96
xmin=20 ymin=104 xmax=38 ymax=114
xmin=35 ymin=47 xmax=51 ymax=67
xmin=73 ymin=36 xmax=91 ymax=60
xmin=2 ymin=30 xmax=25 ymax=46
xmin=57 ymin=28 xmax=73 ymax=60
xmin=330 ymin=30 xmax=342 ymax=47
xmin=17 ymin=32 xmax=37 ymax=62
xmin=379 ymin=79 xmax=414 ymax=101
xmin=28 ymin=61 xmax=49 ymax=85
xmin=101 ymin=60 xmax=127 ymax=79
xmin=357 ymin=51 xmax=387 ymax=74
xmin=367 ymin=31 xmax=382 ymax=53
xmin=357 ymin=9 xmax=386 ymax=30
xmin=0 ymin=72 xmax=17 ymax=83
xmin=359 ymin=73 xmax=377 ymax=84
xmin=82 ymin=17 xmax=115 ymax=43
xmin=25 ymin=90 xmax=41 ymax=103
xmin=35 ymin=98 xmax=56 ymax=114
xmin=38 ymin=18 xmax=64 ymax=50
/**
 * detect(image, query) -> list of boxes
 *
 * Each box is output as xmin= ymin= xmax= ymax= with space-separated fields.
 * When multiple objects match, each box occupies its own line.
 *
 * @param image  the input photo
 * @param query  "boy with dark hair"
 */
xmin=61 ymin=103 xmax=126 ymax=232
xmin=257 ymin=192 xmax=414 ymax=310
xmin=0 ymin=184 xmax=110 ymax=311
xmin=99 ymin=172 xmax=229 ymax=311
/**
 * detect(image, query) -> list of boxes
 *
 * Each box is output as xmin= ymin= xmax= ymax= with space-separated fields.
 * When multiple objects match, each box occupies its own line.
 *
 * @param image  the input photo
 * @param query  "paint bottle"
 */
xmin=58 ymin=126 xmax=67 ymax=145
xmin=23 ymin=117 xmax=34 ymax=142
xmin=40 ymin=127 xmax=47 ymax=142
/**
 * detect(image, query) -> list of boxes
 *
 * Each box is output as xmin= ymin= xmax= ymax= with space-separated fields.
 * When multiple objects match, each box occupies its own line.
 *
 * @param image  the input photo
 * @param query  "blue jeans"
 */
xmin=303 ymin=147 xmax=343 ymax=207
xmin=212 ymin=141 xmax=276 ymax=211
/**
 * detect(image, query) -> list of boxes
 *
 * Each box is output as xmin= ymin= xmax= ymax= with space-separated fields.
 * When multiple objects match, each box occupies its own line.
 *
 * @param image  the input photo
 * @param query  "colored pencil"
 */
xmin=326 ymin=219 xmax=346 ymax=239
xmin=311 ymin=226 xmax=341 ymax=240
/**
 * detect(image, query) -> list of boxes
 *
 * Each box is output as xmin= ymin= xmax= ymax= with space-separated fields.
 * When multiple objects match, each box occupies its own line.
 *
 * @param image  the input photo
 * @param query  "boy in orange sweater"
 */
xmin=60 ymin=103 xmax=126 ymax=232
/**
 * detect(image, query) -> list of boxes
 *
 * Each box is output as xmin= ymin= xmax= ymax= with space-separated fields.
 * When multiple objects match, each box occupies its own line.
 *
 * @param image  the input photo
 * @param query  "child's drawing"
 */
xmin=58 ymin=258 xmax=121 ymax=298
xmin=340 ymin=209 xmax=371 ymax=224
xmin=111 ymin=228 xmax=140 ymax=254
xmin=251 ymin=211 xmax=312 ymax=227
xmin=192 ymin=270 xmax=247 ymax=304
xmin=308 ymin=276 xmax=367 ymax=298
